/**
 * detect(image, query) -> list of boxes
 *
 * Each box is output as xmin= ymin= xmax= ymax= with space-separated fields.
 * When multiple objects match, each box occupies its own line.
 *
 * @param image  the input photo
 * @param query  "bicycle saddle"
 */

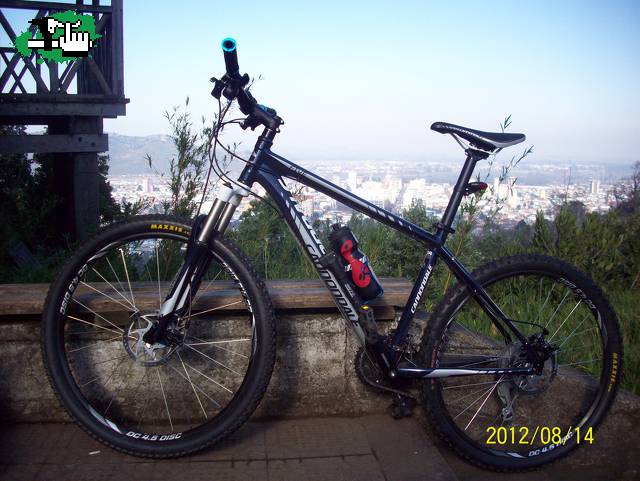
xmin=431 ymin=122 xmax=525 ymax=152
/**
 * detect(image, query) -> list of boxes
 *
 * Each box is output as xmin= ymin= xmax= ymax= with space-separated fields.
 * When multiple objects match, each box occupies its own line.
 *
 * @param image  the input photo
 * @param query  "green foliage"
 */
xmin=360 ymin=200 xmax=433 ymax=279
xmin=610 ymin=289 xmax=640 ymax=394
xmin=612 ymin=161 xmax=640 ymax=214
xmin=524 ymin=204 xmax=634 ymax=289
xmin=0 ymin=126 xmax=132 ymax=282
xmin=228 ymin=196 xmax=318 ymax=279
xmin=532 ymin=210 xmax=552 ymax=252
xmin=148 ymin=99 xmax=207 ymax=217
xmin=553 ymin=204 xmax=579 ymax=259
xmin=147 ymin=98 xmax=237 ymax=219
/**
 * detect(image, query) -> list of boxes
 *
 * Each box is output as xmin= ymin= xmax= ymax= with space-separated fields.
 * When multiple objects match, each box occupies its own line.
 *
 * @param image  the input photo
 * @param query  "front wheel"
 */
xmin=41 ymin=215 xmax=276 ymax=458
xmin=421 ymin=254 xmax=622 ymax=471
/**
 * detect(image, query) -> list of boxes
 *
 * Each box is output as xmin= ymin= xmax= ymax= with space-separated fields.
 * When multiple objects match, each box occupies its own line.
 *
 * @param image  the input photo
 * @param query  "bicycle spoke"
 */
xmin=106 ymin=257 xmax=128 ymax=299
xmin=543 ymin=290 xmax=570 ymax=330
xmin=186 ymin=335 xmax=248 ymax=359
xmin=556 ymin=316 xmax=593 ymax=347
xmin=78 ymin=281 xmax=135 ymax=313
xmin=191 ymin=268 xmax=224 ymax=308
xmin=177 ymin=352 xmax=208 ymax=419
xmin=183 ymin=343 xmax=243 ymax=376
xmin=464 ymin=375 xmax=504 ymax=431
xmin=66 ymin=314 xmax=123 ymax=337
xmin=104 ymin=359 xmax=136 ymax=417
xmin=78 ymin=354 xmax=130 ymax=387
xmin=90 ymin=266 xmax=137 ymax=311
xmin=181 ymin=359 xmax=233 ymax=394
xmin=68 ymin=335 xmax=122 ymax=353
xmin=184 ymin=300 xmax=245 ymax=320
xmin=156 ymin=368 xmax=173 ymax=433
xmin=185 ymin=338 xmax=251 ymax=345
xmin=443 ymin=380 xmax=507 ymax=390
xmin=119 ymin=248 xmax=137 ymax=310
xmin=453 ymin=383 xmax=497 ymax=421
xmin=536 ymin=282 xmax=554 ymax=324
xmin=548 ymin=299 xmax=582 ymax=342
xmin=447 ymin=383 xmax=503 ymax=406
xmin=559 ymin=358 xmax=602 ymax=368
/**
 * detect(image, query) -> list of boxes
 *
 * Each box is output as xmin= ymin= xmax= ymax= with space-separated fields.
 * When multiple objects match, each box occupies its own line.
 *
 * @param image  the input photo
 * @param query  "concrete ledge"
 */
xmin=0 ymin=279 xmax=411 ymax=422
xmin=1 ymin=276 xmax=639 ymax=457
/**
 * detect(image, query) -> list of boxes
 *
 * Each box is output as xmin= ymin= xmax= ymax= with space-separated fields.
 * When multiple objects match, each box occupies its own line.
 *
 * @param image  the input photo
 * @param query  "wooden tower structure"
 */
xmin=0 ymin=0 xmax=127 ymax=240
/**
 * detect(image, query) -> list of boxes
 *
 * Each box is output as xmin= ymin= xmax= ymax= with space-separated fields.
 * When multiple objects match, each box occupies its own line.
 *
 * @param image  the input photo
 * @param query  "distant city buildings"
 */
xmin=109 ymin=161 xmax=614 ymax=229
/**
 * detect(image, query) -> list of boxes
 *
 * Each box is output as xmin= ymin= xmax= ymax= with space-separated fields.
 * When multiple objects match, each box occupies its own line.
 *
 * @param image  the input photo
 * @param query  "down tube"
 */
xmin=257 ymin=170 xmax=367 ymax=343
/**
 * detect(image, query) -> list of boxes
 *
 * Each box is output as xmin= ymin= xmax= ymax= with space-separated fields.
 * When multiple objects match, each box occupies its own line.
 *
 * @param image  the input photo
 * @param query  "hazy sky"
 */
xmin=7 ymin=1 xmax=640 ymax=164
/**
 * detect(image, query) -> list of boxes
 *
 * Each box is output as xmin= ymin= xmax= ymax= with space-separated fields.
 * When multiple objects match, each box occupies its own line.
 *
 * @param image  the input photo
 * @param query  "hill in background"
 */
xmin=107 ymin=133 xmax=174 ymax=175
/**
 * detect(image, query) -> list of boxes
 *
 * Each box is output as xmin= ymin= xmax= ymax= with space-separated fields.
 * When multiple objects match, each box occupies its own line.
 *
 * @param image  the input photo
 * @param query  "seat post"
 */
xmin=438 ymin=150 xmax=486 ymax=238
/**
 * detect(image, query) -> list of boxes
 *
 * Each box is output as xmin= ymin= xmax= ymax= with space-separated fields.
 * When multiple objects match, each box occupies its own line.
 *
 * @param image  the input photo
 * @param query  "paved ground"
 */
xmin=0 ymin=415 xmax=637 ymax=481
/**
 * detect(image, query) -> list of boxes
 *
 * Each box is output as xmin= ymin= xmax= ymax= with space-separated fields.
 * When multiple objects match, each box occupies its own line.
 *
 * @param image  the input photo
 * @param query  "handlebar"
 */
xmin=212 ymin=37 xmax=282 ymax=131
xmin=221 ymin=38 xmax=239 ymax=77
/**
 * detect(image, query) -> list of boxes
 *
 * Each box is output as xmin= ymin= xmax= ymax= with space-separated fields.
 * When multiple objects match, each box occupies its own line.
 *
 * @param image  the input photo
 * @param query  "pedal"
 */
xmin=387 ymin=394 xmax=417 ymax=419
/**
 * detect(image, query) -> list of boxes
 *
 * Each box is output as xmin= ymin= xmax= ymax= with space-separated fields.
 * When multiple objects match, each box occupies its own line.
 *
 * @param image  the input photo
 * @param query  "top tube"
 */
xmin=261 ymin=150 xmax=443 ymax=248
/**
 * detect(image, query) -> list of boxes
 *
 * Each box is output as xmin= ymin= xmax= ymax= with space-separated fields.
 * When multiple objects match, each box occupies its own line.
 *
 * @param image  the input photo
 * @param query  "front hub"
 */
xmin=124 ymin=313 xmax=180 ymax=366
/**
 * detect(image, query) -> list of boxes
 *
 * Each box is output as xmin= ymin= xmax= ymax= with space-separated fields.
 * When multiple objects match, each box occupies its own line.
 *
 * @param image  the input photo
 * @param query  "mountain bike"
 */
xmin=41 ymin=38 xmax=623 ymax=470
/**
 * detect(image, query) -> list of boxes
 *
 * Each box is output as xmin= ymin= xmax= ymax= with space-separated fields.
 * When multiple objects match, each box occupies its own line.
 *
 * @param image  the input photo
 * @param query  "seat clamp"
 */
xmin=465 ymin=148 xmax=492 ymax=160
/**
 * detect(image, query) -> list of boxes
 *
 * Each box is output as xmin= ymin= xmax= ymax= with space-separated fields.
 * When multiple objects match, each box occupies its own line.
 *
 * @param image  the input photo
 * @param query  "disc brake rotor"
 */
xmin=123 ymin=314 xmax=179 ymax=366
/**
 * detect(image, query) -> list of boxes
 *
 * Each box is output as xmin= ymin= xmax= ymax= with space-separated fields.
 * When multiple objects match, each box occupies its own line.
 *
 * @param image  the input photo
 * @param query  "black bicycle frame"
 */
xmin=221 ymin=128 xmax=535 ymax=379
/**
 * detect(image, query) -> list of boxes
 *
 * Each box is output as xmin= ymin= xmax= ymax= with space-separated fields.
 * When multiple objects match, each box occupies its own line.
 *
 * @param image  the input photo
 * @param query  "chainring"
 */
xmin=354 ymin=347 xmax=414 ymax=397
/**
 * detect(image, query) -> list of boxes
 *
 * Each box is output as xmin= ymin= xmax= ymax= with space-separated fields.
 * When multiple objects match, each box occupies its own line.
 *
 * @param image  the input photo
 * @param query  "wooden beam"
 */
xmin=0 ymin=10 xmax=50 ymax=93
xmin=0 ymin=49 xmax=26 ymax=93
xmin=0 ymin=279 xmax=412 ymax=319
xmin=112 ymin=0 xmax=123 ymax=96
xmin=73 ymin=151 xmax=99 ymax=240
xmin=0 ymin=98 xmax=127 ymax=117
xmin=0 ymin=133 xmax=108 ymax=153
xmin=0 ymin=1 xmax=111 ymax=13
xmin=87 ymin=56 xmax=112 ymax=95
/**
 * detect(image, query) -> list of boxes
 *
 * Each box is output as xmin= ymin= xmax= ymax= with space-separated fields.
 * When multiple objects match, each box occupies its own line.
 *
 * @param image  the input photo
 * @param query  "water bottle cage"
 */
xmin=318 ymin=251 xmax=360 ymax=302
xmin=340 ymin=241 xmax=372 ymax=289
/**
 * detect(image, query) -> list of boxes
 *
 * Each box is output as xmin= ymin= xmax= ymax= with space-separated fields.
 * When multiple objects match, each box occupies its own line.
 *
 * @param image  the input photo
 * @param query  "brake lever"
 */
xmin=210 ymin=73 xmax=250 ymax=100
xmin=210 ymin=76 xmax=225 ymax=99
xmin=241 ymin=115 xmax=262 ymax=131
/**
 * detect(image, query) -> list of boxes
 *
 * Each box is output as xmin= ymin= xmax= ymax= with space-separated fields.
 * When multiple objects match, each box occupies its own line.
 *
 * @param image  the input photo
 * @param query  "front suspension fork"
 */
xmin=143 ymin=183 xmax=250 ymax=344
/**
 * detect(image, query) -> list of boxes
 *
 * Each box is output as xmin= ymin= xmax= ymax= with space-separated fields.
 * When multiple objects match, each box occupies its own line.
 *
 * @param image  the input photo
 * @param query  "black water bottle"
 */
xmin=328 ymin=224 xmax=383 ymax=301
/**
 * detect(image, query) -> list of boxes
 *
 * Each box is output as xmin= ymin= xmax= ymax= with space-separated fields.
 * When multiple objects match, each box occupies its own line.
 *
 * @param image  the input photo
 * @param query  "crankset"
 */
xmin=354 ymin=347 xmax=417 ymax=418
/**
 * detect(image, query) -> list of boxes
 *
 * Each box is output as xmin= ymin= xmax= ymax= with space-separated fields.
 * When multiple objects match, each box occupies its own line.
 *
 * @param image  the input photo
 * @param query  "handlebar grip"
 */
xmin=221 ymin=37 xmax=239 ymax=77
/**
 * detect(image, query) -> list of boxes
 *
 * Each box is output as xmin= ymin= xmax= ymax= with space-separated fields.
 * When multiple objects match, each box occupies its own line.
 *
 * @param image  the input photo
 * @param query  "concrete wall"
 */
xmin=0 ymin=311 xmax=393 ymax=423
xmin=2 ymin=307 xmax=639 ymax=467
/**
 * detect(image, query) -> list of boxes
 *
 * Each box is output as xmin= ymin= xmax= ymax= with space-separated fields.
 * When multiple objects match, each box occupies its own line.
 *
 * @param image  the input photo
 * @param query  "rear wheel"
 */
xmin=41 ymin=215 xmax=276 ymax=458
xmin=422 ymin=254 xmax=622 ymax=471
